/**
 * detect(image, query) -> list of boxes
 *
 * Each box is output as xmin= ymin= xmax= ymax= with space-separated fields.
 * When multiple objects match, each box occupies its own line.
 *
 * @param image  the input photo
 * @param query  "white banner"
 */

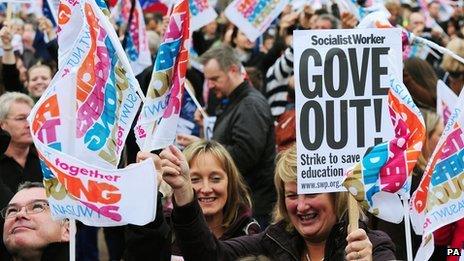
xmin=294 ymin=28 xmax=401 ymax=194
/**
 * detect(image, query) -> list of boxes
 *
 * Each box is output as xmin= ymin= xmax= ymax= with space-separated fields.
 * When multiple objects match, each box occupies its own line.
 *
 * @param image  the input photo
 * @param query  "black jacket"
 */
xmin=2 ymin=241 xmax=69 ymax=261
xmin=213 ymin=82 xmax=276 ymax=217
xmin=124 ymin=193 xmax=260 ymax=260
xmin=172 ymin=198 xmax=397 ymax=261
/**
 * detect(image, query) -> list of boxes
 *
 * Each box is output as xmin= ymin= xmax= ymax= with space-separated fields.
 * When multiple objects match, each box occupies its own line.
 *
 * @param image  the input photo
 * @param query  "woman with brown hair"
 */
xmin=124 ymin=140 xmax=259 ymax=260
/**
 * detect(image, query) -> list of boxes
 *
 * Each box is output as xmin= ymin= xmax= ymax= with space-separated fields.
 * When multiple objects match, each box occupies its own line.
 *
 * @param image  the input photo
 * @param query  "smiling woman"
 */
xmin=124 ymin=141 xmax=260 ymax=261
xmin=162 ymin=144 xmax=397 ymax=261
xmin=183 ymin=141 xmax=254 ymax=238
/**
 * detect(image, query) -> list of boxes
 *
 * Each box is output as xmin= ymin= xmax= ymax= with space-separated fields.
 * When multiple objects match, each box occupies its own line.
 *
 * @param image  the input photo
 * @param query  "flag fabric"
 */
xmin=410 ymin=90 xmax=464 ymax=260
xmin=135 ymin=0 xmax=189 ymax=151
xmin=343 ymin=70 xmax=425 ymax=223
xmin=29 ymin=0 xmax=156 ymax=226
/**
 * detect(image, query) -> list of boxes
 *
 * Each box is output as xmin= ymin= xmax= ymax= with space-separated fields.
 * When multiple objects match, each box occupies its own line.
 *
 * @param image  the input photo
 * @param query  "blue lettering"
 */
xmin=362 ymin=143 xmax=388 ymax=205
xmin=432 ymin=149 xmax=464 ymax=186
xmin=155 ymin=39 xmax=181 ymax=71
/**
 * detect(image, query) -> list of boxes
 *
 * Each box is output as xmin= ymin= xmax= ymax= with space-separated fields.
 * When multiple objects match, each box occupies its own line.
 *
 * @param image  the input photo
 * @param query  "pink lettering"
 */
xmin=37 ymin=118 xmax=61 ymax=144
xmin=440 ymin=128 xmax=464 ymax=159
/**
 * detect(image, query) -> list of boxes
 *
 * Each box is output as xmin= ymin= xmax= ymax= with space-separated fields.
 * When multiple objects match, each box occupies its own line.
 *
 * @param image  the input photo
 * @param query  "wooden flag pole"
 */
xmin=348 ymin=194 xmax=359 ymax=233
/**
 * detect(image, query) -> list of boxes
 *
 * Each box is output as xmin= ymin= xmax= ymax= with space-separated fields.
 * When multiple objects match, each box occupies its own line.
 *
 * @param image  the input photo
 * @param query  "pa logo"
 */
xmin=447 ymin=248 xmax=461 ymax=256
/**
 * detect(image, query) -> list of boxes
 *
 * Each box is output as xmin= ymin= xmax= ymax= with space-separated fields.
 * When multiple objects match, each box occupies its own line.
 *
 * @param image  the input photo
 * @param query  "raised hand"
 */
xmin=160 ymin=145 xmax=194 ymax=206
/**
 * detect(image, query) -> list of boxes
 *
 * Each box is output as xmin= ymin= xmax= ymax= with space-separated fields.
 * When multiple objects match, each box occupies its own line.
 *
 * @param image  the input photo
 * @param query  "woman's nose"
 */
xmin=296 ymin=195 xmax=310 ymax=212
xmin=200 ymin=180 xmax=213 ymax=193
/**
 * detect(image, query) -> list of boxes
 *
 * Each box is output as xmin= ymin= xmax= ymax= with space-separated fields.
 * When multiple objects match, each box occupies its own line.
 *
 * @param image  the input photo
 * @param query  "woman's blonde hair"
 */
xmin=183 ymin=140 xmax=252 ymax=228
xmin=272 ymin=144 xmax=359 ymax=231
xmin=441 ymin=38 xmax=464 ymax=73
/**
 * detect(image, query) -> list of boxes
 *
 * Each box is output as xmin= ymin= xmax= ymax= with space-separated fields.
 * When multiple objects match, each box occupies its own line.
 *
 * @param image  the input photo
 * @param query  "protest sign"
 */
xmin=294 ymin=28 xmax=402 ymax=194
xmin=410 ymin=89 xmax=464 ymax=260
xmin=437 ymin=80 xmax=458 ymax=126
xmin=190 ymin=0 xmax=217 ymax=32
xmin=224 ymin=0 xmax=289 ymax=42
xmin=135 ymin=0 xmax=189 ymax=151
xmin=29 ymin=0 xmax=156 ymax=226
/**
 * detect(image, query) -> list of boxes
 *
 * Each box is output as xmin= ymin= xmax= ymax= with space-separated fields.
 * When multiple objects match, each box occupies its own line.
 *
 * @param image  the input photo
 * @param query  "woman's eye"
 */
xmin=211 ymin=176 xmax=222 ymax=182
xmin=190 ymin=178 xmax=200 ymax=183
xmin=286 ymin=194 xmax=297 ymax=199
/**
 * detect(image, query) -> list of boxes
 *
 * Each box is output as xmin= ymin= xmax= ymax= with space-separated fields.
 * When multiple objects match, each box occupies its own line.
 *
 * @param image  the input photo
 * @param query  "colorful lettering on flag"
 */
xmin=343 ymin=71 xmax=425 ymax=223
xmin=410 ymin=91 xmax=464 ymax=260
xmin=224 ymin=0 xmax=289 ymax=41
xmin=135 ymin=0 xmax=189 ymax=151
xmin=29 ymin=0 xmax=156 ymax=226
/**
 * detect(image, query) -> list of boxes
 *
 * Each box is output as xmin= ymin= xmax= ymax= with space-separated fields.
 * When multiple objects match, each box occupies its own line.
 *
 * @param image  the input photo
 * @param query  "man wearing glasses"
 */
xmin=2 ymin=181 xmax=69 ymax=260
xmin=0 ymin=92 xmax=43 ymax=198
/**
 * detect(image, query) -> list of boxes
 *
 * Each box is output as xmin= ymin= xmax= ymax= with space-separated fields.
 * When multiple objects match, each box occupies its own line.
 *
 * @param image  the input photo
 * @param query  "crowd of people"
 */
xmin=0 ymin=0 xmax=463 ymax=260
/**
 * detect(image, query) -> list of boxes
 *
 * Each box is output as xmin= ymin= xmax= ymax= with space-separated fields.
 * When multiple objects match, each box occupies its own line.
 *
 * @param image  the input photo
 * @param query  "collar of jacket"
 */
xmin=264 ymin=214 xmax=366 ymax=260
xmin=220 ymin=204 xmax=259 ymax=240
xmin=228 ymin=81 xmax=249 ymax=102
xmin=41 ymin=242 xmax=70 ymax=261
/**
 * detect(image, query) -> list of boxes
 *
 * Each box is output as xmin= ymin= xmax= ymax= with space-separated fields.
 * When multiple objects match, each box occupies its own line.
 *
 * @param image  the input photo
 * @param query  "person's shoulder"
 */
xmin=241 ymin=87 xmax=269 ymax=107
xmin=41 ymin=242 xmax=69 ymax=261
xmin=366 ymin=228 xmax=397 ymax=260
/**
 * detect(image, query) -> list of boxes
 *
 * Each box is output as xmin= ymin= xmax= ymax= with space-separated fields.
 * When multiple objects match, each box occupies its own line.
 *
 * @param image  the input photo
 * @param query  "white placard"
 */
xmin=294 ymin=28 xmax=402 ymax=194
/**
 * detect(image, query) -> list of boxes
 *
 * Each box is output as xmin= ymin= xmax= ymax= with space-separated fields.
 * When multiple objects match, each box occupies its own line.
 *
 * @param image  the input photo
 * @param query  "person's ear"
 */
xmin=60 ymin=219 xmax=70 ymax=242
xmin=229 ymin=64 xmax=240 ymax=74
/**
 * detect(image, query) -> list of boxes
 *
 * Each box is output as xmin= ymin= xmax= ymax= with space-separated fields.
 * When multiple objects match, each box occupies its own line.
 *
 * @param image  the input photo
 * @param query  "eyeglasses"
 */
xmin=1 ymin=200 xmax=49 ymax=219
